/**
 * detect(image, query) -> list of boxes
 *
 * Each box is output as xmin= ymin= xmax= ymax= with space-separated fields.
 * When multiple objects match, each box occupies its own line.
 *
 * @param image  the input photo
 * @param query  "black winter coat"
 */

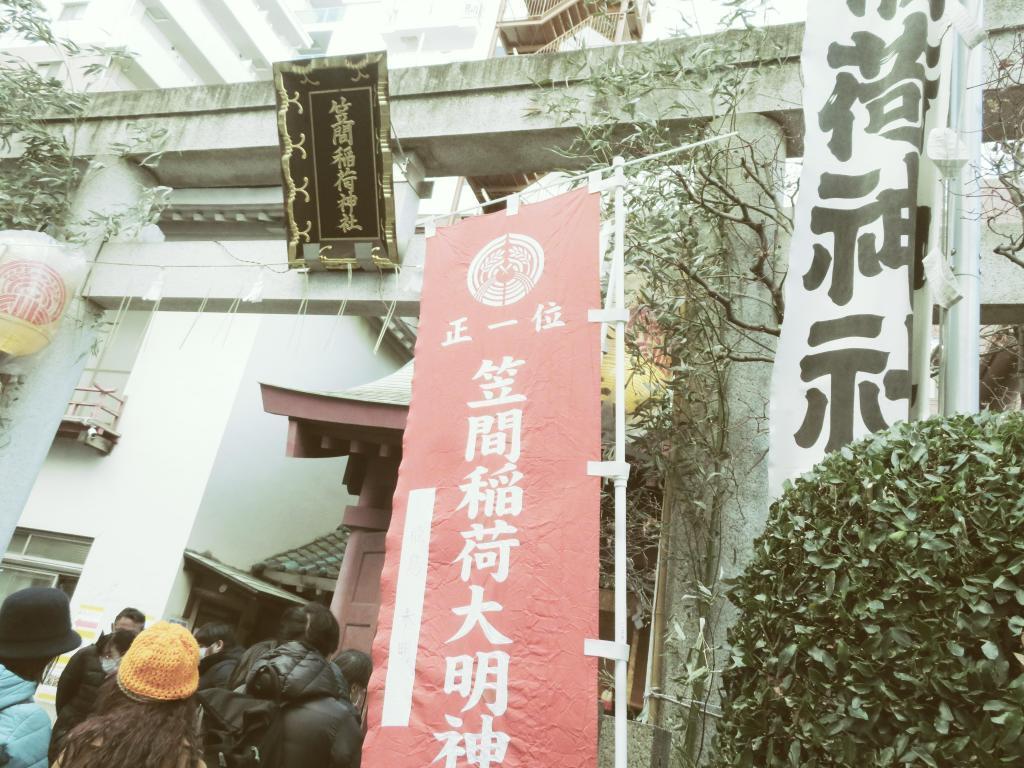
xmin=198 ymin=646 xmax=244 ymax=691
xmin=246 ymin=642 xmax=362 ymax=768
xmin=49 ymin=643 xmax=107 ymax=764
xmin=226 ymin=639 xmax=276 ymax=691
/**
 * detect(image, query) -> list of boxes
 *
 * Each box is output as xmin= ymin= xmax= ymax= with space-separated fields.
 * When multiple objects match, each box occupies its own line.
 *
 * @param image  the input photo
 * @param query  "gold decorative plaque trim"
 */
xmin=273 ymin=53 xmax=398 ymax=271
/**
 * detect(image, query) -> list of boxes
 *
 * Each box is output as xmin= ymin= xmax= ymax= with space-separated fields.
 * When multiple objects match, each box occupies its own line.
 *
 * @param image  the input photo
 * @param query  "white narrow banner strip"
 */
xmin=380 ymin=487 xmax=435 ymax=727
xmin=767 ymin=0 xmax=949 ymax=497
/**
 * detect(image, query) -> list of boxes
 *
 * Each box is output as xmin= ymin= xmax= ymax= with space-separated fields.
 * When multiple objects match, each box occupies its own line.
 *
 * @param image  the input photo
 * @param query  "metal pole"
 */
xmin=944 ymin=0 xmax=983 ymax=414
xmin=910 ymin=265 xmax=933 ymax=420
xmin=939 ymin=18 xmax=964 ymax=415
xmin=612 ymin=155 xmax=628 ymax=768
xmin=916 ymin=0 xmax=961 ymax=420
xmin=936 ymin=175 xmax=953 ymax=412
xmin=613 ymin=1 xmax=630 ymax=43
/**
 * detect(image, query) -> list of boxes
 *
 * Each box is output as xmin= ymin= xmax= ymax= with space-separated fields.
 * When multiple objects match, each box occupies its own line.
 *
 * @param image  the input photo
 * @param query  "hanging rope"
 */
xmin=179 ymin=290 xmax=210 ymax=350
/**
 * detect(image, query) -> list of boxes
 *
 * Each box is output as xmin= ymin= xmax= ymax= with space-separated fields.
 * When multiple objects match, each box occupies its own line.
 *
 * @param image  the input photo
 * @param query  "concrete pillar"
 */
xmin=654 ymin=115 xmax=787 ymax=760
xmin=0 ymin=158 xmax=155 ymax=552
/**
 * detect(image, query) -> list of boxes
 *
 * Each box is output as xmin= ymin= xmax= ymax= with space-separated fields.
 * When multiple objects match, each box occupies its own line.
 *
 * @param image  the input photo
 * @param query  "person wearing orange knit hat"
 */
xmin=117 ymin=621 xmax=200 ymax=702
xmin=54 ymin=622 xmax=206 ymax=768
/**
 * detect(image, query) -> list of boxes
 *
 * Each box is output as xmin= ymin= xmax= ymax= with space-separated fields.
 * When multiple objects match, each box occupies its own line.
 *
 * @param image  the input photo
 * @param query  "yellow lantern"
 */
xmin=0 ymin=232 xmax=84 ymax=360
xmin=599 ymin=308 xmax=669 ymax=416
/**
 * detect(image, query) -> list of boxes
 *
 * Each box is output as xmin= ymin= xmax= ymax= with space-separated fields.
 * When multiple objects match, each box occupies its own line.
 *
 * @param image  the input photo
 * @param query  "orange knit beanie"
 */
xmin=117 ymin=621 xmax=199 ymax=701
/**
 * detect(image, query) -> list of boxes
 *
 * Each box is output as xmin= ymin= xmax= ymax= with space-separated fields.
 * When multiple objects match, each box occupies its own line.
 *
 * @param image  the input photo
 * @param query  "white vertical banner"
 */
xmin=769 ymin=0 xmax=950 ymax=497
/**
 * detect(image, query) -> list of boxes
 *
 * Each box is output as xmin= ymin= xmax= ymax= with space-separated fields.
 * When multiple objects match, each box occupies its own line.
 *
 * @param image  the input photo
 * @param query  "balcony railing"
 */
xmin=534 ymin=11 xmax=621 ymax=53
xmin=501 ymin=0 xmax=649 ymax=25
xmin=58 ymin=385 xmax=126 ymax=454
xmin=501 ymin=0 xmax=568 ymax=22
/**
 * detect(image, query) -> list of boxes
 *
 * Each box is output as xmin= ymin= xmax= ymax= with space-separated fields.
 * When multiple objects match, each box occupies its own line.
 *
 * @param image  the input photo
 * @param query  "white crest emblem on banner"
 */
xmin=467 ymin=234 xmax=545 ymax=307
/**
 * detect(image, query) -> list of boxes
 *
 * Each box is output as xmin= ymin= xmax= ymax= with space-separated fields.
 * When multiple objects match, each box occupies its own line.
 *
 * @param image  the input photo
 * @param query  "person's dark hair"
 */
xmin=107 ymin=628 xmax=137 ymax=656
xmin=193 ymin=622 xmax=238 ymax=650
xmin=59 ymin=677 xmax=201 ymax=768
xmin=115 ymin=607 xmax=145 ymax=626
xmin=0 ymin=655 xmax=52 ymax=683
xmin=275 ymin=603 xmax=338 ymax=656
xmin=276 ymin=605 xmax=309 ymax=644
xmin=299 ymin=603 xmax=339 ymax=658
xmin=333 ymin=649 xmax=372 ymax=688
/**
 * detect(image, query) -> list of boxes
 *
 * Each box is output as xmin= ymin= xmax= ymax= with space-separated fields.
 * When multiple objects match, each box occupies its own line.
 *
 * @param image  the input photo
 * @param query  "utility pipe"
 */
xmin=943 ymin=0 xmax=983 ymax=414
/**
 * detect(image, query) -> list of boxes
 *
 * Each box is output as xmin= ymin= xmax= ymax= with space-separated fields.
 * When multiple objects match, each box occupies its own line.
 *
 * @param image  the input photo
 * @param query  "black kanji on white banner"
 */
xmin=769 ymin=0 xmax=948 ymax=495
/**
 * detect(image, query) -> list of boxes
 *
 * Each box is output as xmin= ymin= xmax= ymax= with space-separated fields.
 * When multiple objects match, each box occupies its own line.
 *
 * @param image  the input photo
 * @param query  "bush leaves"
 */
xmin=713 ymin=412 xmax=1024 ymax=767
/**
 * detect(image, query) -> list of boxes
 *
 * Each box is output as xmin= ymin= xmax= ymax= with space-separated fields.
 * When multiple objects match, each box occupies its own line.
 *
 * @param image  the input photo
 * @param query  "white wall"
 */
xmin=323 ymin=2 xmax=387 ymax=57
xmin=184 ymin=314 xmax=404 ymax=574
xmin=122 ymin=6 xmax=207 ymax=89
xmin=20 ymin=312 xmax=261 ymax=623
xmin=20 ymin=310 xmax=406 ymax=626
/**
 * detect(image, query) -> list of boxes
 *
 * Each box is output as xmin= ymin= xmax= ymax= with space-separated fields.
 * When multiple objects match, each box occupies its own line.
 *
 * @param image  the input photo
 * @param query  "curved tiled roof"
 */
xmin=264 ymin=362 xmax=413 ymax=409
xmin=318 ymin=362 xmax=413 ymax=406
xmin=184 ymin=551 xmax=304 ymax=604
xmin=251 ymin=527 xmax=350 ymax=581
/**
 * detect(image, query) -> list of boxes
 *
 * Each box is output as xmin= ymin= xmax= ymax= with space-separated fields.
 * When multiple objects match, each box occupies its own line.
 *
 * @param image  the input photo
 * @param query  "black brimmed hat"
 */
xmin=0 ymin=587 xmax=81 ymax=659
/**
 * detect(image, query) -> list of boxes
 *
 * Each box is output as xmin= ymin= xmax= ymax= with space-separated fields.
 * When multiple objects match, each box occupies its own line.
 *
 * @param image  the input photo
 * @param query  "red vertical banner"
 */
xmin=363 ymin=187 xmax=602 ymax=768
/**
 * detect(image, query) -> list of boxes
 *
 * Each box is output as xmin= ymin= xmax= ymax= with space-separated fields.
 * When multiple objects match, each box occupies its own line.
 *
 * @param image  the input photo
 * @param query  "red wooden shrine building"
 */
xmin=259 ymin=363 xmax=410 ymax=653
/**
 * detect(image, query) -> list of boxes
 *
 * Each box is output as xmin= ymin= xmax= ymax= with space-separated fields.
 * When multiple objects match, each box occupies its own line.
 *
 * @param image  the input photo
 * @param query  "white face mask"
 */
xmin=199 ymin=641 xmax=221 ymax=660
xmin=100 ymin=657 xmax=119 ymax=675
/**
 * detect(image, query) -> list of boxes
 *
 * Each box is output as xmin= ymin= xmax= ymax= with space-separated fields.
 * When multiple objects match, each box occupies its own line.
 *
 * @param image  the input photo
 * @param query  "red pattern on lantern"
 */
xmin=0 ymin=261 xmax=68 ymax=326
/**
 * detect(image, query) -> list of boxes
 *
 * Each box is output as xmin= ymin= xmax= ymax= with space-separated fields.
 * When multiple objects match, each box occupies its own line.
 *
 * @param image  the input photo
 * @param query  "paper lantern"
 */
xmin=600 ymin=308 xmax=669 ymax=416
xmin=0 ymin=231 xmax=84 ymax=359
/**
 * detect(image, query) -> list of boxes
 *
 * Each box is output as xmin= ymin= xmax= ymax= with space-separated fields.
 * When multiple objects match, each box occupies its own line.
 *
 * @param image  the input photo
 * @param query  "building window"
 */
xmin=0 ymin=529 xmax=93 ymax=602
xmin=37 ymin=61 xmax=64 ymax=80
xmin=59 ymin=2 xmax=89 ymax=21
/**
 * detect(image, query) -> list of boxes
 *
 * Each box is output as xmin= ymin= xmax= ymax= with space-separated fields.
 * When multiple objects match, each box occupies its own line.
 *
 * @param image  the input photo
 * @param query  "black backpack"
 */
xmin=197 ymin=670 xmax=288 ymax=768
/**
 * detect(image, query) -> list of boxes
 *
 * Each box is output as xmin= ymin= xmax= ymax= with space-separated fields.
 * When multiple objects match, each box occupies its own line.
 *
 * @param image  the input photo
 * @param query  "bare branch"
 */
xmin=994 ymin=238 xmax=1024 ymax=270
xmin=676 ymin=258 xmax=781 ymax=337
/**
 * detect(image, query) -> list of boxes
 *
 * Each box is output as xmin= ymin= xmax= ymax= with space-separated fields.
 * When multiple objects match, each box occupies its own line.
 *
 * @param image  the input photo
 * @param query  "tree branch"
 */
xmin=994 ymin=237 xmax=1024 ymax=270
xmin=676 ymin=258 xmax=781 ymax=337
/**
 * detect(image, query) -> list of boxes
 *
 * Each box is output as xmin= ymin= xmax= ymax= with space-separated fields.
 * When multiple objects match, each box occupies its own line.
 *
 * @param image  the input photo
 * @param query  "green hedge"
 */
xmin=713 ymin=412 xmax=1024 ymax=767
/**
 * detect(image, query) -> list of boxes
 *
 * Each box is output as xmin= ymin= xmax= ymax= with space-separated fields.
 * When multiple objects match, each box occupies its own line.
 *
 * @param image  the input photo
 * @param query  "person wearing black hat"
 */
xmin=0 ymin=587 xmax=81 ymax=768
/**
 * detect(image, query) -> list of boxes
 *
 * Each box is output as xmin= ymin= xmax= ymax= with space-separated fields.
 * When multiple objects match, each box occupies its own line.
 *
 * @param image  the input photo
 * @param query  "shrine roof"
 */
xmin=184 ymin=550 xmax=304 ymax=604
xmin=304 ymin=362 xmax=413 ymax=407
xmin=251 ymin=527 xmax=351 ymax=581
xmin=261 ymin=363 xmax=412 ymax=436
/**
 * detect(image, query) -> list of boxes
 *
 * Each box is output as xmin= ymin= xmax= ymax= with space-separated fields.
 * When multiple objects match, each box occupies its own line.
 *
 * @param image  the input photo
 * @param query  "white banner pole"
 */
xmin=586 ymin=157 xmax=631 ymax=767
xmin=915 ymin=4 xmax=959 ymax=420
xmin=945 ymin=0 xmax=983 ymax=414
xmin=611 ymin=155 xmax=629 ymax=768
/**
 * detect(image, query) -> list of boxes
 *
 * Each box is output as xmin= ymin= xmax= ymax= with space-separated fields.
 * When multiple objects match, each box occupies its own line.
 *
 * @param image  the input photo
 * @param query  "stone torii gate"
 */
xmin=57 ymin=2 xmax=1024 ymax=322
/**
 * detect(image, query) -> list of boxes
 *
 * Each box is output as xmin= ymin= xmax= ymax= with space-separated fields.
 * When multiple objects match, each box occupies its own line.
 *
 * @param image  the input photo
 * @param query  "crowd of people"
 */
xmin=0 ymin=587 xmax=371 ymax=768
